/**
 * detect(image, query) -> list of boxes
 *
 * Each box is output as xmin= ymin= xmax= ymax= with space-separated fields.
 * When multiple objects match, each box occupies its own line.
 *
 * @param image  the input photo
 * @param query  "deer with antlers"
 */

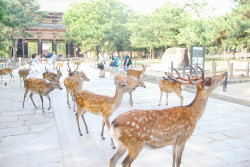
xmin=158 ymin=72 xmax=183 ymax=106
xmin=109 ymin=66 xmax=226 ymax=167
xmin=0 ymin=68 xmax=14 ymax=82
xmin=23 ymin=67 xmax=63 ymax=112
xmin=42 ymin=67 xmax=62 ymax=81
xmin=115 ymin=73 xmax=146 ymax=106
xmin=18 ymin=65 xmax=31 ymax=88
xmin=75 ymin=76 xmax=135 ymax=149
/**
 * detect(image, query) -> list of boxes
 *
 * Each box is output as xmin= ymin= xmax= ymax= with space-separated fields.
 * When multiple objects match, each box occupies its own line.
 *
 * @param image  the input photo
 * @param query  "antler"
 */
xmin=67 ymin=58 xmax=78 ymax=76
xmin=45 ymin=67 xmax=55 ymax=81
xmin=167 ymin=65 xmax=205 ymax=85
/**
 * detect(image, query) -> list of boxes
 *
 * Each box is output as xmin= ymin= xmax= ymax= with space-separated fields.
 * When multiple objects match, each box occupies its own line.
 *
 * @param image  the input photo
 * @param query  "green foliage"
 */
xmin=63 ymin=0 xmax=131 ymax=57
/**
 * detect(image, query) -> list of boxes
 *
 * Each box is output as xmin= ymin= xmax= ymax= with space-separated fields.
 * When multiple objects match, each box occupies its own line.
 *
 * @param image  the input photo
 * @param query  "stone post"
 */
xmin=213 ymin=62 xmax=216 ymax=76
xmin=246 ymin=62 xmax=249 ymax=77
xmin=230 ymin=62 xmax=233 ymax=79
xmin=182 ymin=62 xmax=186 ymax=77
xmin=171 ymin=61 xmax=173 ymax=74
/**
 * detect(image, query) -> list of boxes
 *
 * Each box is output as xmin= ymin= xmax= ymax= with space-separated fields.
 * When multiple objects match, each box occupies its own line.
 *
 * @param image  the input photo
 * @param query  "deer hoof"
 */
xmin=112 ymin=146 xmax=116 ymax=149
xmin=101 ymin=136 xmax=105 ymax=140
xmin=80 ymin=134 xmax=83 ymax=136
xmin=48 ymin=108 xmax=51 ymax=111
xmin=158 ymin=103 xmax=161 ymax=106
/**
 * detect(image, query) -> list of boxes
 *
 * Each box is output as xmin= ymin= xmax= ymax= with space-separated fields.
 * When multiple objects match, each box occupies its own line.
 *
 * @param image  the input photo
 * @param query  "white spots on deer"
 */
xmin=127 ymin=121 xmax=130 ymax=125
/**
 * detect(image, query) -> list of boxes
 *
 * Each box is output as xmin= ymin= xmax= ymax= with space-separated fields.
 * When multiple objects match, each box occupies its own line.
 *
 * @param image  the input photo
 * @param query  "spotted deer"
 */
xmin=127 ymin=64 xmax=147 ymax=80
xmin=18 ymin=65 xmax=31 ymax=88
xmin=158 ymin=72 xmax=183 ymax=106
xmin=42 ymin=67 xmax=62 ymax=81
xmin=0 ymin=68 xmax=14 ymax=82
xmin=74 ymin=76 xmax=135 ymax=149
xmin=23 ymin=67 xmax=63 ymax=112
xmin=115 ymin=73 xmax=146 ymax=106
xmin=64 ymin=71 xmax=89 ymax=111
xmin=109 ymin=66 xmax=226 ymax=167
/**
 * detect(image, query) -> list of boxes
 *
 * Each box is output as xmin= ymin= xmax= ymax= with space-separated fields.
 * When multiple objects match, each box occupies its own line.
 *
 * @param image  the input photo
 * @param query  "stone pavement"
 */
xmin=0 ymin=63 xmax=249 ymax=167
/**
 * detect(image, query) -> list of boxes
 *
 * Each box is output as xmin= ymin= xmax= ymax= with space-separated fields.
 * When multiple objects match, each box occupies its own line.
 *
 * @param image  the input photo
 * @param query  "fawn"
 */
xmin=109 ymin=66 xmax=226 ymax=167
xmin=114 ymin=73 xmax=146 ymax=106
xmin=23 ymin=67 xmax=63 ymax=112
xmin=0 ymin=68 xmax=14 ymax=82
xmin=74 ymin=76 xmax=135 ymax=149
xmin=158 ymin=72 xmax=183 ymax=106
xmin=42 ymin=67 xmax=62 ymax=81
xmin=127 ymin=64 xmax=147 ymax=80
xmin=18 ymin=66 xmax=31 ymax=88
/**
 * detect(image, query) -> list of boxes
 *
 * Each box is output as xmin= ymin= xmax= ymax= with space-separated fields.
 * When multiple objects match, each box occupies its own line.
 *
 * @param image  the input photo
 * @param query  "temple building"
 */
xmin=16 ymin=0 xmax=82 ymax=58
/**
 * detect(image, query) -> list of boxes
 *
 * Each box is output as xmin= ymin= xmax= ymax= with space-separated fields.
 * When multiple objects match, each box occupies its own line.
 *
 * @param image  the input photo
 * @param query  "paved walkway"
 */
xmin=0 ymin=63 xmax=249 ymax=167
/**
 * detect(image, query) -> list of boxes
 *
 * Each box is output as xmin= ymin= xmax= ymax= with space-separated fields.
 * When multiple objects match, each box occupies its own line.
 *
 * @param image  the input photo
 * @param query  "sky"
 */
xmin=120 ymin=0 xmax=234 ymax=15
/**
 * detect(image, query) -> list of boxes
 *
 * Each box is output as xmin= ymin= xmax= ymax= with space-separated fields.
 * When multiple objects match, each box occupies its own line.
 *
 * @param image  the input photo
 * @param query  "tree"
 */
xmin=63 ymin=0 xmax=131 ymax=58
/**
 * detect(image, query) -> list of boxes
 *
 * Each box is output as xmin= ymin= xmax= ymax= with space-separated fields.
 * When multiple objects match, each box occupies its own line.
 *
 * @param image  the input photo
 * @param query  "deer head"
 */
xmin=45 ymin=67 xmax=63 ymax=90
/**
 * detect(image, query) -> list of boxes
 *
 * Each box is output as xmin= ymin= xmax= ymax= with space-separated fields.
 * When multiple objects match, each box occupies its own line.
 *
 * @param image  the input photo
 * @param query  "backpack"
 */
xmin=127 ymin=57 xmax=132 ymax=66
xmin=114 ymin=57 xmax=119 ymax=67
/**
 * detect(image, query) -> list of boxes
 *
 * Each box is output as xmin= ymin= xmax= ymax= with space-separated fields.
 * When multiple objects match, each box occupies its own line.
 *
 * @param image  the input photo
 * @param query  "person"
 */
xmin=109 ymin=53 xmax=115 ymax=78
xmin=98 ymin=52 xmax=106 ymax=78
xmin=51 ymin=51 xmax=57 ymax=69
xmin=113 ymin=53 xmax=119 ymax=73
xmin=123 ymin=50 xmax=131 ymax=71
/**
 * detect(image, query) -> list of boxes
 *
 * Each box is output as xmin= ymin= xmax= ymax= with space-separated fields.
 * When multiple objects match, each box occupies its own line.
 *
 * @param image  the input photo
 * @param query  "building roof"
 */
xmin=37 ymin=0 xmax=79 ymax=12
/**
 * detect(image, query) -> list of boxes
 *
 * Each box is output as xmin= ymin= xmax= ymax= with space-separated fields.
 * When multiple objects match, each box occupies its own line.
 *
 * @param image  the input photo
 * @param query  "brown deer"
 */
xmin=0 ymin=68 xmax=14 ymax=82
xmin=114 ymin=73 xmax=146 ymax=106
xmin=42 ymin=67 xmax=62 ymax=81
xmin=64 ymin=71 xmax=89 ymax=110
xmin=158 ymin=72 xmax=183 ymax=106
xmin=23 ymin=67 xmax=63 ymax=112
xmin=74 ymin=76 xmax=135 ymax=149
xmin=127 ymin=64 xmax=147 ymax=80
xmin=18 ymin=66 xmax=31 ymax=88
xmin=109 ymin=66 xmax=226 ymax=167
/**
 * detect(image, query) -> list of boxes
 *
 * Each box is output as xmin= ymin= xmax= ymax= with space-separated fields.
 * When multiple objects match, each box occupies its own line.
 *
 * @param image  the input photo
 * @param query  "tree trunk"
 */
xmin=13 ymin=31 xmax=20 ymax=63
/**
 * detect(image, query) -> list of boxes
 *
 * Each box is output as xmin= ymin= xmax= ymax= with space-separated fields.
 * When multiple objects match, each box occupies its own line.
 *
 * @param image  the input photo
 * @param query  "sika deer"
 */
xmin=23 ymin=67 xmax=63 ymax=112
xmin=0 ymin=68 xmax=14 ymax=82
xmin=64 ymin=71 xmax=89 ymax=110
xmin=74 ymin=77 xmax=135 ymax=149
xmin=158 ymin=72 xmax=183 ymax=106
xmin=109 ymin=66 xmax=226 ymax=167
xmin=42 ymin=67 xmax=62 ymax=81
xmin=127 ymin=64 xmax=147 ymax=80
xmin=18 ymin=66 xmax=31 ymax=88
xmin=115 ymin=74 xmax=146 ymax=106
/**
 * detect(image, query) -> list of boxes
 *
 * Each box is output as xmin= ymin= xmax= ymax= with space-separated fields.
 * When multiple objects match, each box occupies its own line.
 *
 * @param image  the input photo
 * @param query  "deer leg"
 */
xmin=172 ymin=145 xmax=176 ymax=167
xmin=23 ymin=88 xmax=29 ymax=108
xmin=121 ymin=144 xmax=144 ymax=167
xmin=66 ymin=89 xmax=71 ymax=108
xmin=75 ymin=104 xmax=84 ymax=136
xmin=174 ymin=89 xmax=183 ymax=106
xmin=158 ymin=90 xmax=163 ymax=106
xmin=103 ymin=118 xmax=115 ymax=149
xmin=129 ymin=92 xmax=133 ymax=106
xmin=20 ymin=77 xmax=22 ymax=88
xmin=40 ymin=95 xmax=44 ymax=112
xmin=46 ymin=95 xmax=51 ymax=111
xmin=23 ymin=78 xmax=25 ymax=88
xmin=175 ymin=143 xmax=186 ymax=167
xmin=166 ymin=92 xmax=169 ymax=105
xmin=110 ymin=144 xmax=127 ymax=167
xmin=80 ymin=111 xmax=89 ymax=134
xmin=101 ymin=120 xmax=105 ymax=140
xmin=29 ymin=93 xmax=37 ymax=108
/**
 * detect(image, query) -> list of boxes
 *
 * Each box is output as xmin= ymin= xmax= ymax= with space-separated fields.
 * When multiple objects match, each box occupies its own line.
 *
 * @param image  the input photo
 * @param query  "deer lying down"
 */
xmin=110 ymin=66 xmax=225 ymax=167
xmin=114 ymin=74 xmax=146 ymax=106
xmin=74 ymin=76 xmax=135 ymax=149
xmin=158 ymin=72 xmax=183 ymax=106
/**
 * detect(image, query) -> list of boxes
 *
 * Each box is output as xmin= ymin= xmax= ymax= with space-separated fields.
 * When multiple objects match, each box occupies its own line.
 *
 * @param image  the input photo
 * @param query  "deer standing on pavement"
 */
xmin=115 ymin=74 xmax=146 ymax=106
xmin=74 ymin=76 xmax=135 ymax=149
xmin=18 ymin=66 xmax=31 ymax=88
xmin=42 ymin=67 xmax=62 ymax=81
xmin=23 ymin=67 xmax=63 ymax=112
xmin=0 ymin=68 xmax=14 ymax=82
xmin=64 ymin=71 xmax=89 ymax=111
xmin=109 ymin=66 xmax=226 ymax=167
xmin=158 ymin=72 xmax=183 ymax=106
